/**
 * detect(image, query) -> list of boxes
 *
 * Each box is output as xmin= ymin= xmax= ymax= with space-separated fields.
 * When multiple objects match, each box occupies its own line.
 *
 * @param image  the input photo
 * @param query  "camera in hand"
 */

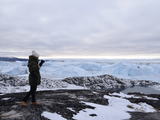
xmin=39 ymin=60 xmax=45 ymax=67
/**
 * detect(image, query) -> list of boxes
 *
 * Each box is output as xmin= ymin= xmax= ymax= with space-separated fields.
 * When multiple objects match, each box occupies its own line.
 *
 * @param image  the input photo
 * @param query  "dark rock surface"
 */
xmin=0 ymin=90 xmax=108 ymax=120
xmin=129 ymin=112 xmax=160 ymax=120
xmin=127 ymin=94 xmax=160 ymax=110
xmin=1 ymin=90 xmax=160 ymax=120
xmin=126 ymin=93 xmax=160 ymax=120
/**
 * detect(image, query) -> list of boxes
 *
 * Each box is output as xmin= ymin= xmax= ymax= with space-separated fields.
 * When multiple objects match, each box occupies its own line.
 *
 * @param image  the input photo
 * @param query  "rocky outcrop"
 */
xmin=63 ymin=74 xmax=159 ymax=91
xmin=0 ymin=74 xmax=27 ymax=86
xmin=0 ymin=90 xmax=160 ymax=120
xmin=0 ymin=74 xmax=69 ymax=93
xmin=1 ymin=73 xmax=159 ymax=93
xmin=0 ymin=90 xmax=108 ymax=120
xmin=0 ymin=74 xmax=67 ymax=88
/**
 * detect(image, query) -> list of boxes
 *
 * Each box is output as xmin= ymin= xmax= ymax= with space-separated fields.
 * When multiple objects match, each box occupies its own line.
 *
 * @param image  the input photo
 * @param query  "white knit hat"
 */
xmin=32 ymin=50 xmax=39 ymax=57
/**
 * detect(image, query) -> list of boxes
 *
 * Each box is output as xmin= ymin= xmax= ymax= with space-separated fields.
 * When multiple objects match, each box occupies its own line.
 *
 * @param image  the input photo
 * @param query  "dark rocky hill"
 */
xmin=63 ymin=74 xmax=159 ymax=91
xmin=1 ymin=73 xmax=160 ymax=94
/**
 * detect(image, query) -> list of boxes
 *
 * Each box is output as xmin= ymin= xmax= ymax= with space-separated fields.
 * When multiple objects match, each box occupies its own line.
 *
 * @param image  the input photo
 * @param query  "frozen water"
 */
xmin=0 ymin=59 xmax=160 ymax=81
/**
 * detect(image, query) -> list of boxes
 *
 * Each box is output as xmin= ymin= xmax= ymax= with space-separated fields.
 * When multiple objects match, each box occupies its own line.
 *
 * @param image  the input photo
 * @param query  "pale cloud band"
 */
xmin=0 ymin=0 xmax=160 ymax=58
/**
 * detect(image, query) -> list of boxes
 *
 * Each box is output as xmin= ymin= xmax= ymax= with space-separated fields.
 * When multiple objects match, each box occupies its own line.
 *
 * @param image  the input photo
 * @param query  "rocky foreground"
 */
xmin=1 ymin=73 xmax=160 ymax=120
xmin=0 ymin=90 xmax=160 ymax=120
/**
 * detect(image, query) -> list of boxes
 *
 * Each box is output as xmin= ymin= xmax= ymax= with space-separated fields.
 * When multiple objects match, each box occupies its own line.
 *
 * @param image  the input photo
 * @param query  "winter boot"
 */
xmin=32 ymin=102 xmax=41 ymax=105
xmin=19 ymin=101 xmax=28 ymax=106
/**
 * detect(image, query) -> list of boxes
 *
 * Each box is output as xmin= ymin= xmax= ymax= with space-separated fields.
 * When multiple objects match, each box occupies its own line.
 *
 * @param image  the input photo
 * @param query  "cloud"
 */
xmin=0 ymin=0 xmax=160 ymax=58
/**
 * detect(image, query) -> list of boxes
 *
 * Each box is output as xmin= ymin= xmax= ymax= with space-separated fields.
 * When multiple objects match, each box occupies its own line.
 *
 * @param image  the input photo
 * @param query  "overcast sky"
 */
xmin=0 ymin=0 xmax=160 ymax=58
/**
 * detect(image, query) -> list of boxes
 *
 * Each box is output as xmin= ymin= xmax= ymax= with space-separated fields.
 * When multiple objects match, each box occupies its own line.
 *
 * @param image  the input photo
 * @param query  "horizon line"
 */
xmin=1 ymin=55 xmax=160 ymax=60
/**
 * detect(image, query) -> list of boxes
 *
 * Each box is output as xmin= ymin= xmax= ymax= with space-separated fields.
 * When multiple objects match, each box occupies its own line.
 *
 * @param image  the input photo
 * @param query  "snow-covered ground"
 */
xmin=0 ymin=59 xmax=160 ymax=82
xmin=41 ymin=92 xmax=156 ymax=120
xmin=42 ymin=112 xmax=66 ymax=120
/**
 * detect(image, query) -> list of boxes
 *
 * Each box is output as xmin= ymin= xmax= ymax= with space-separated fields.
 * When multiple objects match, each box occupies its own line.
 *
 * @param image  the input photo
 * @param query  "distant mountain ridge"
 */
xmin=0 ymin=57 xmax=28 ymax=61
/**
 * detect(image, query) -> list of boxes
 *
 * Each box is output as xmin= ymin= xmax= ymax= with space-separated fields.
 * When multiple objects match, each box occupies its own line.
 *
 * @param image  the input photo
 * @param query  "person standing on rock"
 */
xmin=21 ymin=50 xmax=45 ymax=106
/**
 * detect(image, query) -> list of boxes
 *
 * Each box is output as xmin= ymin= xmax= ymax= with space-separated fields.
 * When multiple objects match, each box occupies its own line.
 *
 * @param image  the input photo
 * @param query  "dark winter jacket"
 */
xmin=28 ymin=55 xmax=41 ymax=85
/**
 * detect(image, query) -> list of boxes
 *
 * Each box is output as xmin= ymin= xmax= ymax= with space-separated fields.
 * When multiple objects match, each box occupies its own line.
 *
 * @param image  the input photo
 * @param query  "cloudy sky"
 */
xmin=0 ymin=0 xmax=160 ymax=58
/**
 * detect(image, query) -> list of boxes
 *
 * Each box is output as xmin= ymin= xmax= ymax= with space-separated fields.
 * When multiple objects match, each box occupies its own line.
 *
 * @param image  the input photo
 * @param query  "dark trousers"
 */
xmin=23 ymin=84 xmax=37 ymax=102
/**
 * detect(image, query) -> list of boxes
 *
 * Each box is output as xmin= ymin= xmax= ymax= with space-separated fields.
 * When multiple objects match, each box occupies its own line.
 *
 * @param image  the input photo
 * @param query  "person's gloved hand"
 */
xmin=39 ymin=60 xmax=45 ymax=67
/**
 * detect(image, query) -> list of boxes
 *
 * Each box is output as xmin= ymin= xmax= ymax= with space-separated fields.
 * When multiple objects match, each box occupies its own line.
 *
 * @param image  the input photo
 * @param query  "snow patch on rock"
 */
xmin=41 ymin=112 xmax=66 ymax=120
